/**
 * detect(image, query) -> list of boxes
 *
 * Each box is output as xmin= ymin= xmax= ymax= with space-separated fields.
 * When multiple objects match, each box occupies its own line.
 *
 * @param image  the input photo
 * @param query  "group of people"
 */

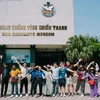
xmin=0 ymin=55 xmax=100 ymax=98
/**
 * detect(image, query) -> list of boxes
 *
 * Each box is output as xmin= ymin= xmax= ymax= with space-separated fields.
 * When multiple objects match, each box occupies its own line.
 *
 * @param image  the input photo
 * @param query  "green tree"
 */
xmin=64 ymin=35 xmax=100 ymax=63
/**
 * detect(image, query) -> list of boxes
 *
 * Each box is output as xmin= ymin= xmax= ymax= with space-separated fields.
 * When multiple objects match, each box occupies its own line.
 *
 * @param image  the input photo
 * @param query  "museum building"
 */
xmin=0 ymin=0 xmax=74 ymax=66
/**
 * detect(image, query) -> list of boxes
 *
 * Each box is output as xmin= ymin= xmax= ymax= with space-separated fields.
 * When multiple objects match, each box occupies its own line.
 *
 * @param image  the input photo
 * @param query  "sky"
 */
xmin=73 ymin=0 xmax=100 ymax=38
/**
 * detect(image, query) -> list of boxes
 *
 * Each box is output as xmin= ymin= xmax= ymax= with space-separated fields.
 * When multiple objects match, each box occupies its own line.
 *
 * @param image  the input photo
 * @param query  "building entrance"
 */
xmin=35 ymin=51 xmax=65 ymax=66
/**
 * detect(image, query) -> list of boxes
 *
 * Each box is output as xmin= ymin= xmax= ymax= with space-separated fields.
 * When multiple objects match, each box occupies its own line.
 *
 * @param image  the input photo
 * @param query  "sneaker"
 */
xmin=30 ymin=94 xmax=33 ymax=97
xmin=36 ymin=95 xmax=41 ymax=98
xmin=71 ymin=93 xmax=74 ymax=96
xmin=68 ymin=93 xmax=70 ymax=96
xmin=40 ymin=95 xmax=43 ymax=97
xmin=52 ymin=94 xmax=55 ymax=97
xmin=10 ymin=95 xmax=14 ymax=98
xmin=16 ymin=95 xmax=18 ymax=98
xmin=34 ymin=94 xmax=37 ymax=97
xmin=56 ymin=94 xmax=59 ymax=97
xmin=75 ymin=92 xmax=78 ymax=95
xmin=4 ymin=94 xmax=7 ymax=98
xmin=0 ymin=95 xmax=3 ymax=98
xmin=63 ymin=93 xmax=66 ymax=97
xmin=26 ymin=94 xmax=29 ymax=97
xmin=60 ymin=93 xmax=63 ymax=97
xmin=20 ymin=94 xmax=22 ymax=97
xmin=81 ymin=94 xmax=84 ymax=97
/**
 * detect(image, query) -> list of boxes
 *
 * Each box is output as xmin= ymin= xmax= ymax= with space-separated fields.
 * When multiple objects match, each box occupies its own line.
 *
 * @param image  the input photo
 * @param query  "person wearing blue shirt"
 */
xmin=50 ymin=62 xmax=61 ymax=97
xmin=21 ymin=65 xmax=38 ymax=97
xmin=59 ymin=67 xmax=67 ymax=79
xmin=59 ymin=62 xmax=74 ymax=97
xmin=28 ymin=65 xmax=38 ymax=96
xmin=34 ymin=66 xmax=45 ymax=97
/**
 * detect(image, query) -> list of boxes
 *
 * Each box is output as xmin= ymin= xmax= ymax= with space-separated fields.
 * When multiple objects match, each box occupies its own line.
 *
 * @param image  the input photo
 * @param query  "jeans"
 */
xmin=52 ymin=79 xmax=59 ymax=94
xmin=11 ymin=82 xmax=18 ymax=95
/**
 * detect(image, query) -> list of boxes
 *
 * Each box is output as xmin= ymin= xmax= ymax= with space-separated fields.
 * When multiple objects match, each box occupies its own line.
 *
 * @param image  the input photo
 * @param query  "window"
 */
xmin=6 ymin=49 xmax=30 ymax=63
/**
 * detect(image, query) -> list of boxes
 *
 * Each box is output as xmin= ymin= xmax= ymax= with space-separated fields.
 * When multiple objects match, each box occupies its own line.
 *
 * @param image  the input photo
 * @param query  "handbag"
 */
xmin=11 ymin=75 xmax=19 ymax=82
xmin=88 ymin=80 xmax=94 ymax=85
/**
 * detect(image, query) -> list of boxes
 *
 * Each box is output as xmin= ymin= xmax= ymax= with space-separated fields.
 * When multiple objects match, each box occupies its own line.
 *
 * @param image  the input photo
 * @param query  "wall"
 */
xmin=0 ymin=0 xmax=74 ymax=45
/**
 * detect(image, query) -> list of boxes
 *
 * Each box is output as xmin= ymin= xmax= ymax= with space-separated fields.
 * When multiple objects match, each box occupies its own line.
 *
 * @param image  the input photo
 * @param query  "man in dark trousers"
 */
xmin=34 ymin=66 xmax=45 ymax=97
xmin=0 ymin=56 xmax=10 ymax=97
xmin=0 ymin=56 xmax=2 ymax=81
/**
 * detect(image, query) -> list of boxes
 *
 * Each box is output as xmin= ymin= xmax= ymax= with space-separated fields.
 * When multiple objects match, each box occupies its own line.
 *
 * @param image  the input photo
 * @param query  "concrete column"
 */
xmin=0 ymin=45 xmax=6 ymax=67
xmin=30 ymin=45 xmax=35 ymax=66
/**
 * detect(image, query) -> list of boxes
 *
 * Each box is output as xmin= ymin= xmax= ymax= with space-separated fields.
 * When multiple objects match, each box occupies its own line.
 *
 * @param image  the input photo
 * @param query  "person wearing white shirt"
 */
xmin=12 ymin=57 xmax=29 ymax=97
xmin=43 ymin=65 xmax=52 ymax=96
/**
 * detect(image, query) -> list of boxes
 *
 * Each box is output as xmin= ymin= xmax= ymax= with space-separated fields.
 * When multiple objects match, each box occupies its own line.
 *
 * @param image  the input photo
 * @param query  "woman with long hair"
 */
xmin=66 ymin=61 xmax=75 ymax=96
xmin=43 ymin=65 xmax=52 ymax=96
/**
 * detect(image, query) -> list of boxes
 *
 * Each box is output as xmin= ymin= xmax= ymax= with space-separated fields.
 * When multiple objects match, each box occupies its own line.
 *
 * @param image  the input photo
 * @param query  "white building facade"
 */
xmin=0 ymin=0 xmax=74 ymax=65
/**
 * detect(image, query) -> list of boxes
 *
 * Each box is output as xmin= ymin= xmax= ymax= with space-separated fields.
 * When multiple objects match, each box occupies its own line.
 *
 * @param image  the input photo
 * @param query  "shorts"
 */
xmin=59 ymin=78 xmax=66 ymax=87
xmin=67 ymin=77 xmax=73 ymax=84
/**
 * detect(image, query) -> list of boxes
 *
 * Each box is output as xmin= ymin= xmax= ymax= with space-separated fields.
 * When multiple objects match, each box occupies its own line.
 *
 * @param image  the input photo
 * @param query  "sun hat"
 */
xmin=89 ymin=67 xmax=94 ymax=70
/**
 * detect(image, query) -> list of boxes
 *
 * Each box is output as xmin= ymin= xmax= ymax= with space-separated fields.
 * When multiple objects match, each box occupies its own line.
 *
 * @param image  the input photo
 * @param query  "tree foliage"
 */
xmin=64 ymin=35 xmax=100 ymax=63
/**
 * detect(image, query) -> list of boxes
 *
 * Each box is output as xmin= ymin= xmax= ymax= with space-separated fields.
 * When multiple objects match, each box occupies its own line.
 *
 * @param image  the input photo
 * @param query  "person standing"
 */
xmin=10 ymin=65 xmax=21 ymax=98
xmin=66 ymin=61 xmax=75 ymax=96
xmin=22 ymin=65 xmax=38 ymax=96
xmin=43 ymin=65 xmax=52 ymax=96
xmin=59 ymin=62 xmax=75 ymax=97
xmin=12 ymin=57 xmax=29 ymax=97
xmin=74 ymin=59 xmax=86 ymax=97
xmin=82 ymin=67 xmax=99 ymax=98
xmin=1 ymin=62 xmax=10 ymax=97
xmin=50 ymin=62 xmax=61 ymax=97
xmin=0 ymin=55 xmax=2 ymax=84
xmin=75 ymin=65 xmax=86 ymax=97
xmin=0 ymin=66 xmax=2 ymax=83
xmin=28 ymin=65 xmax=38 ymax=96
xmin=34 ymin=66 xmax=45 ymax=97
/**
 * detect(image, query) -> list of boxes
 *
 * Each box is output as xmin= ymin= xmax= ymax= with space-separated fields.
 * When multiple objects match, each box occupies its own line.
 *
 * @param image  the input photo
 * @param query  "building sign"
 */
xmin=41 ymin=2 xmax=56 ymax=17
xmin=1 ymin=24 xmax=67 ymax=36
xmin=0 ymin=0 xmax=74 ymax=45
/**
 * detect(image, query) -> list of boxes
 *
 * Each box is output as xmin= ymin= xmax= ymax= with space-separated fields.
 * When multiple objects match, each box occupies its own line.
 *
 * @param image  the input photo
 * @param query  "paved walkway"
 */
xmin=0 ymin=83 xmax=100 ymax=100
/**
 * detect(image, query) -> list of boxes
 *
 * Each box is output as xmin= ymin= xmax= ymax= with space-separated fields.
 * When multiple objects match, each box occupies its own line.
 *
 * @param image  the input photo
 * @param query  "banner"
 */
xmin=6 ymin=49 xmax=30 ymax=63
